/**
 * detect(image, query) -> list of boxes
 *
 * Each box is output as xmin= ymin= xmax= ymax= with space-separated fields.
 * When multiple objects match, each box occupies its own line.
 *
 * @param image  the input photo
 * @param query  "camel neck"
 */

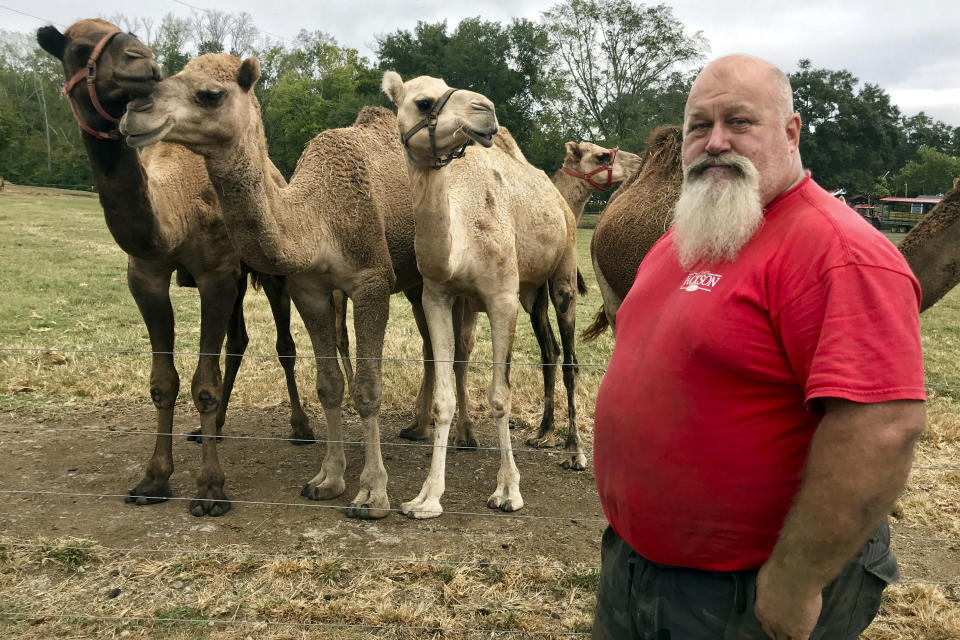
xmin=552 ymin=169 xmax=595 ymax=225
xmin=408 ymin=164 xmax=457 ymax=282
xmin=203 ymin=135 xmax=313 ymax=275
xmin=83 ymin=133 xmax=169 ymax=259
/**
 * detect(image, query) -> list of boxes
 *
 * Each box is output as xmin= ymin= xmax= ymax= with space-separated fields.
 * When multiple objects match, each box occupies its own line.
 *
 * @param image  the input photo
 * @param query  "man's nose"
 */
xmin=704 ymin=125 xmax=731 ymax=155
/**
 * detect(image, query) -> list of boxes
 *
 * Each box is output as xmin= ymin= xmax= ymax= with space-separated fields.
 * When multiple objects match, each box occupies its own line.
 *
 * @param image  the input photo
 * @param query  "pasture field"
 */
xmin=0 ymin=184 xmax=958 ymax=638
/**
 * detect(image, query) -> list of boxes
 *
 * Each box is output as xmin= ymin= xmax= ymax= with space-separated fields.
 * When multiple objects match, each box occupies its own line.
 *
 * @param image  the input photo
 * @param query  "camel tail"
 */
xmin=580 ymin=306 xmax=609 ymax=342
xmin=576 ymin=268 xmax=588 ymax=296
xmin=249 ymin=271 xmax=262 ymax=291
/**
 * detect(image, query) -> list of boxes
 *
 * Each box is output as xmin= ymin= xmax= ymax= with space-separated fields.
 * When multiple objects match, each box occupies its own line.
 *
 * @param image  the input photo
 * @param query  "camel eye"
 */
xmin=415 ymin=99 xmax=433 ymax=112
xmin=597 ymin=154 xmax=610 ymax=164
xmin=72 ymin=44 xmax=92 ymax=61
xmin=196 ymin=90 xmax=226 ymax=108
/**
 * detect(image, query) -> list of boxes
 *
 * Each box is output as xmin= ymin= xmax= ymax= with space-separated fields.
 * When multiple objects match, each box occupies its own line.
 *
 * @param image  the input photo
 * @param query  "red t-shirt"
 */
xmin=593 ymin=175 xmax=926 ymax=572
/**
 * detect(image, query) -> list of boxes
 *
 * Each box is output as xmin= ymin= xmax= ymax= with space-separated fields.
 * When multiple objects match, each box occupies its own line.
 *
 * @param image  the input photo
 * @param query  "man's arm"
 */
xmin=755 ymin=398 xmax=925 ymax=640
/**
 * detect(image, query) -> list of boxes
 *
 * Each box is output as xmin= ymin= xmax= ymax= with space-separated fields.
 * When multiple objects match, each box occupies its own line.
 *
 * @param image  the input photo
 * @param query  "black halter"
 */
xmin=400 ymin=88 xmax=474 ymax=170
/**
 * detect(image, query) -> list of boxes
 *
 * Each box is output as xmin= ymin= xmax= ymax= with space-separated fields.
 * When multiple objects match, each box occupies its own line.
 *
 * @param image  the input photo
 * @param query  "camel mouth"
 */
xmin=462 ymin=126 xmax=496 ymax=148
xmin=121 ymin=116 xmax=175 ymax=149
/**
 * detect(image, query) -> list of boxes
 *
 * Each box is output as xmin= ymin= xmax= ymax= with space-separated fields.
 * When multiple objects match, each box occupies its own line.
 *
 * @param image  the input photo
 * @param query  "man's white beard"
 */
xmin=672 ymin=152 xmax=763 ymax=269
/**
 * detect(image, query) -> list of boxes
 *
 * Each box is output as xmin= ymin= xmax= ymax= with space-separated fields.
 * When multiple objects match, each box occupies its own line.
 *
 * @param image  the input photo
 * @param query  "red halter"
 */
xmin=562 ymin=146 xmax=620 ymax=191
xmin=61 ymin=29 xmax=123 ymax=141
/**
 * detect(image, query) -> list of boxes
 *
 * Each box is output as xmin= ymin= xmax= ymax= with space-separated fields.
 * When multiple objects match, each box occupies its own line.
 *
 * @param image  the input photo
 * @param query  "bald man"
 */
xmin=592 ymin=55 xmax=926 ymax=640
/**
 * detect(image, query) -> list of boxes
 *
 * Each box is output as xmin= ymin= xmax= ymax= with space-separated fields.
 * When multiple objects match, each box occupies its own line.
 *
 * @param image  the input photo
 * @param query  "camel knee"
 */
xmin=352 ymin=381 xmax=382 ymax=419
xmin=432 ymin=392 xmax=456 ymax=425
xmin=316 ymin=372 xmax=345 ymax=409
xmin=488 ymin=385 xmax=511 ymax=420
xmin=149 ymin=375 xmax=179 ymax=409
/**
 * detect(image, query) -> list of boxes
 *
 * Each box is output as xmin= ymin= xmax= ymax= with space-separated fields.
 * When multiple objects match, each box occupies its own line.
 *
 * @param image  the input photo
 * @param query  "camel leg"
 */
xmin=401 ymin=284 xmax=456 ymax=519
xmin=344 ymin=278 xmax=392 ymax=520
xmin=260 ymin=274 xmax=314 ymax=444
xmin=188 ymin=273 xmax=247 ymax=445
xmin=292 ymin=285 xmax=347 ymax=502
xmin=125 ymin=264 xmax=177 ymax=505
xmin=453 ymin=297 xmax=478 ymax=450
xmin=186 ymin=273 xmax=240 ymax=517
xmin=485 ymin=293 xmax=523 ymax=512
xmin=550 ymin=275 xmax=585 ymax=471
xmin=332 ymin=289 xmax=355 ymax=393
xmin=399 ymin=285 xmax=434 ymax=441
xmin=525 ymin=286 xmax=561 ymax=449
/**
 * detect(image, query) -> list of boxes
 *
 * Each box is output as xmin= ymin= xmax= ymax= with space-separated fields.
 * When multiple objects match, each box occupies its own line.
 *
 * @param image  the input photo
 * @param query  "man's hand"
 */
xmin=755 ymin=560 xmax=822 ymax=640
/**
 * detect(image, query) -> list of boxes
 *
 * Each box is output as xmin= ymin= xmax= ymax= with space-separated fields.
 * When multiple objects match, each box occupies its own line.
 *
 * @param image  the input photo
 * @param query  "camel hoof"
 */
xmin=186 ymin=428 xmax=223 ymax=444
xmin=345 ymin=502 xmax=391 ymax=520
xmin=487 ymin=495 xmax=523 ymax=513
xmin=398 ymin=425 xmax=431 ymax=441
xmin=300 ymin=479 xmax=346 ymax=501
xmin=189 ymin=487 xmax=230 ymax=517
xmin=288 ymin=432 xmax=316 ymax=446
xmin=561 ymin=453 xmax=588 ymax=471
xmin=508 ymin=418 xmax=517 ymax=430
xmin=526 ymin=434 xmax=557 ymax=449
xmin=125 ymin=478 xmax=172 ymax=505
xmin=400 ymin=499 xmax=442 ymax=519
xmin=456 ymin=438 xmax=478 ymax=451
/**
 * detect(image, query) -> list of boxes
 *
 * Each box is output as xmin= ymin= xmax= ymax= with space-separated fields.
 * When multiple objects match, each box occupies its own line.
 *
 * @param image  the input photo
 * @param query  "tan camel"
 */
xmin=121 ymin=54 xmax=416 ymax=518
xmin=552 ymin=142 xmax=642 ymax=225
xmin=382 ymin=71 xmax=582 ymax=519
xmin=583 ymin=126 xmax=684 ymax=339
xmin=37 ymin=19 xmax=312 ymax=517
xmin=899 ymin=177 xmax=960 ymax=312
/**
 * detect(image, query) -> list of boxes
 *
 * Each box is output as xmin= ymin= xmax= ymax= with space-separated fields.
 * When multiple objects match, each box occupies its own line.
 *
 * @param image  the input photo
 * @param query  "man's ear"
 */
xmin=37 ymin=26 xmax=66 ymax=61
xmin=564 ymin=141 xmax=583 ymax=163
xmin=237 ymin=57 xmax=260 ymax=93
xmin=786 ymin=112 xmax=801 ymax=151
xmin=381 ymin=71 xmax=404 ymax=106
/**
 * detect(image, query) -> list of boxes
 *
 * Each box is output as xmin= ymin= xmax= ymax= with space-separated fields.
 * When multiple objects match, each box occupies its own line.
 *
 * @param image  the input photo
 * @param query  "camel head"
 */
xmin=37 ymin=19 xmax=160 ymax=134
xmin=563 ymin=142 xmax=642 ymax=190
xmin=120 ymin=54 xmax=261 ymax=154
xmin=382 ymin=71 xmax=498 ymax=169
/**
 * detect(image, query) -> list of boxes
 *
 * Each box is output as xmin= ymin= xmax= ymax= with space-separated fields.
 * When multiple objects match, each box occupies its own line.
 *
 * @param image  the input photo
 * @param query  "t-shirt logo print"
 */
xmin=681 ymin=271 xmax=722 ymax=292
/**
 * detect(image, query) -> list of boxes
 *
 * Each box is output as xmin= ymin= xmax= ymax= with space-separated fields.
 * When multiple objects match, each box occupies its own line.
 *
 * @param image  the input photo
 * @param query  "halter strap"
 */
xmin=401 ymin=88 xmax=474 ymax=170
xmin=562 ymin=146 xmax=620 ymax=191
xmin=62 ymin=29 xmax=123 ymax=141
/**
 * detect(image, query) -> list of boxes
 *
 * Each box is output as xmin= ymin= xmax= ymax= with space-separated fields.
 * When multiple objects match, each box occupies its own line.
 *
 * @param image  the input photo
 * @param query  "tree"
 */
xmin=790 ymin=59 xmax=905 ymax=193
xmin=891 ymin=147 xmax=960 ymax=197
xmin=153 ymin=13 xmax=192 ymax=77
xmin=901 ymin=112 xmax=959 ymax=160
xmin=541 ymin=0 xmax=705 ymax=146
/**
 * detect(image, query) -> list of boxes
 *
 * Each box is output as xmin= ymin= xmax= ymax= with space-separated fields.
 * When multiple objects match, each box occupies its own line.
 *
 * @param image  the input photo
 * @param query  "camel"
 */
xmin=120 ymin=54 xmax=454 ymax=519
xmin=552 ymin=142 xmax=642 ymax=225
xmin=382 ymin=71 xmax=582 ymax=519
xmin=37 ymin=19 xmax=313 ymax=518
xmin=899 ymin=177 xmax=960 ymax=312
xmin=582 ymin=126 xmax=684 ymax=340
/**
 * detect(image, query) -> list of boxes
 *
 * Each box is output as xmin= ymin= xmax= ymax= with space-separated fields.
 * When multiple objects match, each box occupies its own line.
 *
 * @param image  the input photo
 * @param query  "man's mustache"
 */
xmin=685 ymin=152 xmax=753 ymax=179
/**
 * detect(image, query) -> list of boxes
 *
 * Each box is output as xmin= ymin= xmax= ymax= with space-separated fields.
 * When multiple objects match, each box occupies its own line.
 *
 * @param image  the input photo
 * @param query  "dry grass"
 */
xmin=0 ymin=536 xmax=595 ymax=639
xmin=1 ymin=189 xmax=958 ymax=637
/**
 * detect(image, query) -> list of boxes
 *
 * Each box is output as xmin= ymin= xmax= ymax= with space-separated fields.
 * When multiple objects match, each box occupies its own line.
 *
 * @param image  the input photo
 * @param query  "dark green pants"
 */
xmin=593 ymin=525 xmax=897 ymax=639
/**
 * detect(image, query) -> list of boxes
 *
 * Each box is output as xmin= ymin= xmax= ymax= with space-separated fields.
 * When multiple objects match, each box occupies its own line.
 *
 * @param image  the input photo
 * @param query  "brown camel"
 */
xmin=899 ymin=177 xmax=960 ymax=312
xmin=583 ymin=126 xmax=683 ymax=340
xmin=382 ymin=71 xmax=582 ymax=519
xmin=552 ymin=142 xmax=642 ymax=225
xmin=120 ymin=54 xmax=437 ymax=519
xmin=37 ymin=19 xmax=312 ymax=517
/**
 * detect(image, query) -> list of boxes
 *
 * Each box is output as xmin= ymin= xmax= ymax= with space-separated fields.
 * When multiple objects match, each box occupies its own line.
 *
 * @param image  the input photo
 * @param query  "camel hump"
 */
xmin=354 ymin=106 xmax=396 ymax=129
xmin=491 ymin=126 xmax=528 ymax=164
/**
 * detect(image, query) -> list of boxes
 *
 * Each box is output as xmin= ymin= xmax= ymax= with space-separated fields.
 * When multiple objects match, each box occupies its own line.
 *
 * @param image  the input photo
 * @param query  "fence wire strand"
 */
xmin=0 ymin=489 xmax=607 ymax=524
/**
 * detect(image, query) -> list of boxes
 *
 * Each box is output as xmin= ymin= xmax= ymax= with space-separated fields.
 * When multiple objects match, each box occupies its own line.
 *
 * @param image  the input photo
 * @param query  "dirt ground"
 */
xmin=2 ymin=401 xmax=957 ymax=588
xmin=0 ymin=403 xmax=606 ymax=566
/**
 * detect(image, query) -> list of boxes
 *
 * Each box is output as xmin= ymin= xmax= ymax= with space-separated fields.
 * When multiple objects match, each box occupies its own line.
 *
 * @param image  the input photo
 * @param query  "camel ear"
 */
xmin=237 ymin=57 xmax=260 ymax=93
xmin=37 ymin=26 xmax=66 ymax=61
xmin=564 ymin=141 xmax=583 ymax=162
xmin=381 ymin=71 xmax=404 ymax=105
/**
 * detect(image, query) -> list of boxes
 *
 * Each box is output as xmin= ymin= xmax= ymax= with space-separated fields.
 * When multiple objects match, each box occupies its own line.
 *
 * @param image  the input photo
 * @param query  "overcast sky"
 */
xmin=4 ymin=0 xmax=959 ymax=125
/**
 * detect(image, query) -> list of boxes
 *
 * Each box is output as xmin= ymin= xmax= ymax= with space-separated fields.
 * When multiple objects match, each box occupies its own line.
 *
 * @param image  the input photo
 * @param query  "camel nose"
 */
xmin=470 ymin=98 xmax=495 ymax=114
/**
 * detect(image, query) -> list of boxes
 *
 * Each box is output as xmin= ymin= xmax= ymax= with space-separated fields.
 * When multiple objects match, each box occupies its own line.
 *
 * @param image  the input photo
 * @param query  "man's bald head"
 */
xmin=686 ymin=55 xmax=794 ymax=121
